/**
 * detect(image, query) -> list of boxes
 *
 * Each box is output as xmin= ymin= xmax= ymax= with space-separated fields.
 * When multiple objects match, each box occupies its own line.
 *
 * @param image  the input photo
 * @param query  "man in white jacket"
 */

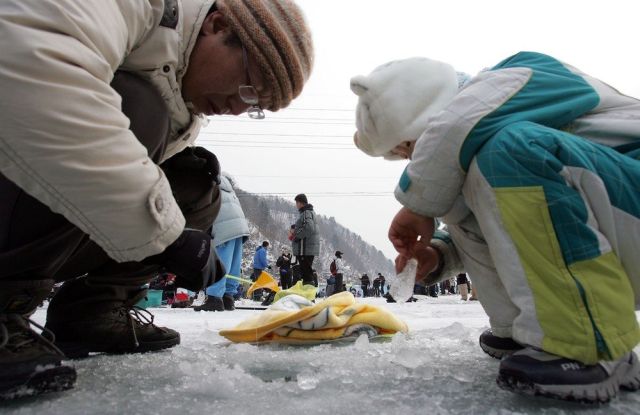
xmin=0 ymin=0 xmax=313 ymax=400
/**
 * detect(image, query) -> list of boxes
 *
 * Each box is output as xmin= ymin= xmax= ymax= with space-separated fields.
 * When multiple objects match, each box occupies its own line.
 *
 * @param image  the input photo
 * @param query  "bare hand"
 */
xmin=388 ymin=207 xmax=435 ymax=255
xmin=388 ymin=207 xmax=438 ymax=278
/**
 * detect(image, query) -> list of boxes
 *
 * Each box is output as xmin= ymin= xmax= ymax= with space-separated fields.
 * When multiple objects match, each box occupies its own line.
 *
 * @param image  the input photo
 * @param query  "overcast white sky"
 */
xmin=199 ymin=0 xmax=640 ymax=260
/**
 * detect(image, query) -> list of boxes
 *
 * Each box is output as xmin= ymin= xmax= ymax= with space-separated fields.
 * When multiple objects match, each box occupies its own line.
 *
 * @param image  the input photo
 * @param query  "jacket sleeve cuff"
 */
xmin=423 ymin=230 xmax=464 ymax=285
xmin=105 ymin=175 xmax=185 ymax=262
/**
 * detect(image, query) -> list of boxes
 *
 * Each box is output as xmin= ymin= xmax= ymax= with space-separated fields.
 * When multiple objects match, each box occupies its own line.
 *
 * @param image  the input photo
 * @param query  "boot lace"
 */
xmin=0 ymin=313 xmax=66 ymax=358
xmin=118 ymin=304 xmax=166 ymax=349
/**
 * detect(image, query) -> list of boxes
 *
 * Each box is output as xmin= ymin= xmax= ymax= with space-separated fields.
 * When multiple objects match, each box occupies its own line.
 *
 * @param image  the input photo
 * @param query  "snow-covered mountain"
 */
xmin=235 ymin=188 xmax=394 ymax=286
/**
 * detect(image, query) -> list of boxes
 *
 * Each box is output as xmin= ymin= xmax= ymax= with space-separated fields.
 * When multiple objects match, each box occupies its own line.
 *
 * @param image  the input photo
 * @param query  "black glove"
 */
xmin=146 ymin=229 xmax=226 ymax=291
xmin=161 ymin=147 xmax=222 ymax=231
xmin=192 ymin=147 xmax=221 ymax=184
xmin=162 ymin=146 xmax=220 ymax=184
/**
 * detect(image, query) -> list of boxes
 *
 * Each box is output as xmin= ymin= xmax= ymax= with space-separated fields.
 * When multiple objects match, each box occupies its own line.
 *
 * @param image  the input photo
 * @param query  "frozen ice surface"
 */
xmin=5 ymin=296 xmax=640 ymax=415
xmin=388 ymin=258 xmax=417 ymax=302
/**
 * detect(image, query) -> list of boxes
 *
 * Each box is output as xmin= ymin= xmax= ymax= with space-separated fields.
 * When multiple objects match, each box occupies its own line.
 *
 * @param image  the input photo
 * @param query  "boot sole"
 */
xmin=478 ymin=340 xmax=522 ymax=360
xmin=56 ymin=336 xmax=181 ymax=359
xmin=479 ymin=343 xmax=522 ymax=360
xmin=497 ymin=352 xmax=640 ymax=404
xmin=0 ymin=365 xmax=76 ymax=401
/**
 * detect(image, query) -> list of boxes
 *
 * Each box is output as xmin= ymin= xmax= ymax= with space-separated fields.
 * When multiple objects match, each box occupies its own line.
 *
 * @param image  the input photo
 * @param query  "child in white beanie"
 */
xmin=351 ymin=51 xmax=640 ymax=403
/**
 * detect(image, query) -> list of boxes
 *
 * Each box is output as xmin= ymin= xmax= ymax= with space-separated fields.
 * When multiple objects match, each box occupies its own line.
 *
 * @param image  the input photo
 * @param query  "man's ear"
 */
xmin=201 ymin=11 xmax=231 ymax=35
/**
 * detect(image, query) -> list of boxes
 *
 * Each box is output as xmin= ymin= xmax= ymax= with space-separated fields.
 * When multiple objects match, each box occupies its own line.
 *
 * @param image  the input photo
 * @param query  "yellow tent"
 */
xmin=246 ymin=271 xmax=280 ymax=297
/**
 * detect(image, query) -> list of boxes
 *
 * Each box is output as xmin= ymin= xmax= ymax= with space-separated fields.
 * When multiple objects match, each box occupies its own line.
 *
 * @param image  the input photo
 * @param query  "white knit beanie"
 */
xmin=350 ymin=57 xmax=459 ymax=159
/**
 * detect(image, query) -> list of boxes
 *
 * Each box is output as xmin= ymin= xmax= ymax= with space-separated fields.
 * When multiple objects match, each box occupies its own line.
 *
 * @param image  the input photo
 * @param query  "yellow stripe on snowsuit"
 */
xmin=495 ymin=186 xmax=640 ymax=364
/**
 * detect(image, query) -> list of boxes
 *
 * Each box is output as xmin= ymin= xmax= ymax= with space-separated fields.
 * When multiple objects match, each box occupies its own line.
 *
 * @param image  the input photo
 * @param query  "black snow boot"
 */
xmin=222 ymin=294 xmax=235 ymax=311
xmin=497 ymin=347 xmax=640 ymax=403
xmin=479 ymin=329 xmax=524 ymax=360
xmin=45 ymin=277 xmax=180 ymax=359
xmin=193 ymin=296 xmax=224 ymax=312
xmin=0 ymin=279 xmax=76 ymax=400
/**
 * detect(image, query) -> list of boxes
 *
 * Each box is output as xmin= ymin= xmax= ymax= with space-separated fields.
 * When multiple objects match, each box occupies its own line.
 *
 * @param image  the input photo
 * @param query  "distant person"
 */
xmin=291 ymin=194 xmax=320 ymax=285
xmin=234 ymin=285 xmax=245 ymax=301
xmin=456 ymin=273 xmax=469 ymax=301
xmin=252 ymin=241 xmax=269 ymax=301
xmin=378 ymin=273 xmax=386 ymax=296
xmin=372 ymin=276 xmax=381 ymax=297
xmin=276 ymin=249 xmax=293 ymax=290
xmin=468 ymin=277 xmax=479 ymax=301
xmin=448 ymin=277 xmax=457 ymax=294
xmin=360 ymin=273 xmax=370 ymax=297
xmin=351 ymin=52 xmax=640 ymax=402
xmin=290 ymin=257 xmax=303 ymax=286
xmin=252 ymin=241 xmax=269 ymax=280
xmin=427 ymin=284 xmax=439 ymax=298
xmin=326 ymin=273 xmax=336 ymax=297
xmin=195 ymin=174 xmax=249 ymax=312
xmin=330 ymin=251 xmax=345 ymax=294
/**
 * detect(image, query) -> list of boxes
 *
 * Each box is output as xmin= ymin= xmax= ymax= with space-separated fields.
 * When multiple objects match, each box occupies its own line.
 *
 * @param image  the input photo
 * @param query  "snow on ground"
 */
xmin=5 ymin=295 xmax=640 ymax=415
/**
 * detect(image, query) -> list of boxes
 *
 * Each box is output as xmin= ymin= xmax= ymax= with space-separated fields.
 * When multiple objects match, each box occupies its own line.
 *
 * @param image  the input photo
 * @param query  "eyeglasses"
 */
xmin=239 ymin=45 xmax=265 ymax=120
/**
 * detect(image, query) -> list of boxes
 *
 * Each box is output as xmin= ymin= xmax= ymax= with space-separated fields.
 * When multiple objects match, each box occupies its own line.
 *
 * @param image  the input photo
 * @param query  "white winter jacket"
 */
xmin=0 ymin=0 xmax=214 ymax=262
xmin=211 ymin=175 xmax=250 ymax=246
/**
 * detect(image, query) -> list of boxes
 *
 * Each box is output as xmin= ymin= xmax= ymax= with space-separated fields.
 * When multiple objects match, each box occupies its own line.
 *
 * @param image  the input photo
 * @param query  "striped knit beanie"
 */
xmin=216 ymin=0 xmax=314 ymax=111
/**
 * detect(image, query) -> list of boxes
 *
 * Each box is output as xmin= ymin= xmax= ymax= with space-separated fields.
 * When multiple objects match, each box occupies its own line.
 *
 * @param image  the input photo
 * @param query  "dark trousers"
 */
xmin=280 ymin=269 xmax=292 ymax=290
xmin=361 ymin=285 xmax=368 ymax=297
xmin=291 ymin=264 xmax=302 ymax=285
xmin=297 ymin=255 xmax=315 ymax=285
xmin=0 ymin=72 xmax=218 ymax=288
xmin=251 ymin=268 xmax=264 ymax=300
xmin=334 ymin=273 xmax=343 ymax=294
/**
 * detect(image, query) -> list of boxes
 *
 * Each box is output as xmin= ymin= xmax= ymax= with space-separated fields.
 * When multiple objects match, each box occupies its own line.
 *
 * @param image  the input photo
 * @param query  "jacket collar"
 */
xmin=298 ymin=203 xmax=314 ymax=213
xmin=177 ymin=0 xmax=216 ymax=84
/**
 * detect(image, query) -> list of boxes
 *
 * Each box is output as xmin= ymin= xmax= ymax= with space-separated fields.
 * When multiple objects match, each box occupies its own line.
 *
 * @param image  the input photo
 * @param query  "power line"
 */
xmin=210 ymin=118 xmax=354 ymax=125
xmin=212 ymin=115 xmax=355 ymax=122
xmin=200 ymin=131 xmax=353 ymax=138
xmin=200 ymin=139 xmax=352 ymax=146
xmin=236 ymin=175 xmax=394 ymax=179
xmin=280 ymin=107 xmax=354 ymax=112
xmin=237 ymin=192 xmax=394 ymax=198
xmin=198 ymin=143 xmax=357 ymax=150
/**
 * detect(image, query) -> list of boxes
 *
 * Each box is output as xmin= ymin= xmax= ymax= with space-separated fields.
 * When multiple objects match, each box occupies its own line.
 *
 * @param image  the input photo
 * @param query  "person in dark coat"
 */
xmin=372 ymin=276 xmax=381 ymax=297
xmin=291 ymin=194 xmax=320 ymax=285
xmin=378 ymin=273 xmax=386 ymax=296
xmin=276 ymin=249 xmax=292 ymax=290
xmin=360 ymin=273 xmax=370 ymax=297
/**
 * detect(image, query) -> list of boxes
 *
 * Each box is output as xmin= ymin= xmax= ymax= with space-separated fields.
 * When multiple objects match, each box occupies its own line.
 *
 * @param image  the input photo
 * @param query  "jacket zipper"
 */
xmin=572 ymin=276 xmax=611 ymax=359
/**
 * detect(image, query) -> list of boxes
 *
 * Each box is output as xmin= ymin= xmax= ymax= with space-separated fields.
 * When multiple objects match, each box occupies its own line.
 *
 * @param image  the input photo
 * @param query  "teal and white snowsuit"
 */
xmin=397 ymin=52 xmax=640 ymax=364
